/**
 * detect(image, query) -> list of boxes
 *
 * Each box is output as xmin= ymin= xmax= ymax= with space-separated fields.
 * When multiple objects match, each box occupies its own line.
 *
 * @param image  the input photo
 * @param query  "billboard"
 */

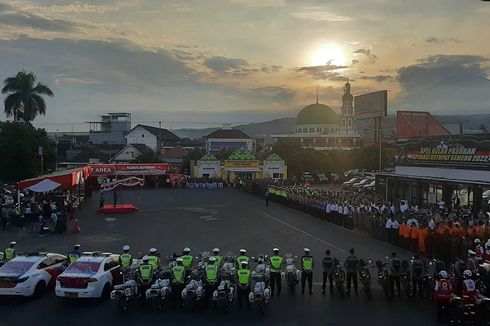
xmin=395 ymin=134 xmax=490 ymax=170
xmin=354 ymin=90 xmax=387 ymax=119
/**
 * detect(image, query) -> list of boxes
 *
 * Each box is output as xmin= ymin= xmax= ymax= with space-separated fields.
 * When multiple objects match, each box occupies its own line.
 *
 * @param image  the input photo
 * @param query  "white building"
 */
xmin=271 ymin=80 xmax=361 ymax=150
xmin=205 ymin=125 xmax=255 ymax=154
xmin=111 ymin=144 xmax=153 ymax=162
xmin=126 ymin=124 xmax=181 ymax=153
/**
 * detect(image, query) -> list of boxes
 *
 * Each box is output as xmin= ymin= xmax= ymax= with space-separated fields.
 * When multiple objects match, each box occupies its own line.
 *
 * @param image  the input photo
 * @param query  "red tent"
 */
xmin=17 ymin=167 xmax=91 ymax=190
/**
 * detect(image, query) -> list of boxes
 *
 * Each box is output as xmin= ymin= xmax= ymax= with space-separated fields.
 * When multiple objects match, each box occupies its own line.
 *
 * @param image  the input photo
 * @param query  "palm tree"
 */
xmin=2 ymin=71 xmax=54 ymax=122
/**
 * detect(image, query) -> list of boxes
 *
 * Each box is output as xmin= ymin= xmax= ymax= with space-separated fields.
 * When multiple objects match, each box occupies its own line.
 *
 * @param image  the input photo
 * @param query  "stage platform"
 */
xmin=100 ymin=204 xmax=138 ymax=214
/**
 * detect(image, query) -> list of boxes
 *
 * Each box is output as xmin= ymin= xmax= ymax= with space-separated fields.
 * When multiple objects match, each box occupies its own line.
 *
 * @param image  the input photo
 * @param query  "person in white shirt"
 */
xmin=428 ymin=218 xmax=436 ymax=230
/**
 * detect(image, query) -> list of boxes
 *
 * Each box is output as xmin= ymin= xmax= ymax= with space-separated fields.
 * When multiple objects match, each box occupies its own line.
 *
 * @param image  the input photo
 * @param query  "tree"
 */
xmin=2 ymin=71 xmax=54 ymax=122
xmin=0 ymin=122 xmax=56 ymax=182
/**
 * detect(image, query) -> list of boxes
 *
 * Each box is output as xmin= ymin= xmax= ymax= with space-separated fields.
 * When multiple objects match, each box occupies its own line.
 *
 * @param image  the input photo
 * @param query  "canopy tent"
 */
xmin=27 ymin=179 xmax=61 ymax=193
xmin=17 ymin=166 xmax=91 ymax=190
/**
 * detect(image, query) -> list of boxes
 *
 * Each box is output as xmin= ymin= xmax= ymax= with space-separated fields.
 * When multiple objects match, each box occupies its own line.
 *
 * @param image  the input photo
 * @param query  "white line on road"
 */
xmin=261 ymin=211 xmax=347 ymax=254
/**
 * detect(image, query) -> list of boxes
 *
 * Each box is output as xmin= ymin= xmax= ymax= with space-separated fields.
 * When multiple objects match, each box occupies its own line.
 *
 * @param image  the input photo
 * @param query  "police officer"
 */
xmin=138 ymin=255 xmax=154 ymax=286
xmin=119 ymin=245 xmax=133 ymax=269
xmin=148 ymin=248 xmax=161 ymax=270
xmin=181 ymin=247 xmax=193 ymax=269
xmin=236 ymin=261 xmax=251 ymax=311
xmin=301 ymin=248 xmax=314 ymax=295
xmin=322 ymin=249 xmax=336 ymax=295
xmin=410 ymin=254 xmax=425 ymax=297
xmin=269 ymin=248 xmax=284 ymax=296
xmin=171 ymin=258 xmax=186 ymax=307
xmin=204 ymin=256 xmax=219 ymax=307
xmin=67 ymin=244 xmax=81 ymax=264
xmin=212 ymin=248 xmax=222 ymax=267
xmin=4 ymin=241 xmax=16 ymax=263
xmin=388 ymin=251 xmax=401 ymax=298
xmin=236 ymin=249 xmax=249 ymax=265
xmin=344 ymin=248 xmax=359 ymax=295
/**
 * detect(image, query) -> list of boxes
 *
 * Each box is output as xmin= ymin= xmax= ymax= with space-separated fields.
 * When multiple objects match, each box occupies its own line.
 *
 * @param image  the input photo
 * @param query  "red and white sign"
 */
xmin=90 ymin=164 xmax=170 ymax=177
xmin=100 ymin=177 xmax=145 ymax=192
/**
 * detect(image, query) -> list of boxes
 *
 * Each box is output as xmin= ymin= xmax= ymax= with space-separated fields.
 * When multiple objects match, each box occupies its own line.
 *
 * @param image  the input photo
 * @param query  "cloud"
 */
xmin=353 ymin=48 xmax=377 ymax=63
xmin=351 ymin=59 xmax=359 ymax=65
xmin=359 ymin=75 xmax=393 ymax=82
xmin=230 ymin=0 xmax=286 ymax=7
xmin=17 ymin=1 xmax=138 ymax=14
xmin=292 ymin=7 xmax=352 ymax=22
xmin=424 ymin=36 xmax=461 ymax=45
xmin=250 ymin=86 xmax=295 ymax=104
xmin=296 ymin=63 xmax=348 ymax=80
xmin=54 ymin=75 xmax=103 ymax=86
xmin=0 ymin=2 xmax=76 ymax=32
xmin=203 ymin=56 xmax=248 ymax=74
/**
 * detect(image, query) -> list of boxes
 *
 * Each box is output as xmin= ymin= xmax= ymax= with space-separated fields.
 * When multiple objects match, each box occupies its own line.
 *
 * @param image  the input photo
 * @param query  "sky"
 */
xmin=0 ymin=0 xmax=489 ymax=131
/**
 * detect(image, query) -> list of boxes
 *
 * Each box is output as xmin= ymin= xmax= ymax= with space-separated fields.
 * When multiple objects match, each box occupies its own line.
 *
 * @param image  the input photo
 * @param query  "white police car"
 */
xmin=0 ymin=253 xmax=67 ymax=297
xmin=55 ymin=252 xmax=122 ymax=299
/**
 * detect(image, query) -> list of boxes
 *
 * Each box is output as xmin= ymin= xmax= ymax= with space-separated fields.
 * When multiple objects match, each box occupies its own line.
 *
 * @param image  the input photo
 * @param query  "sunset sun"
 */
xmin=309 ymin=43 xmax=346 ymax=67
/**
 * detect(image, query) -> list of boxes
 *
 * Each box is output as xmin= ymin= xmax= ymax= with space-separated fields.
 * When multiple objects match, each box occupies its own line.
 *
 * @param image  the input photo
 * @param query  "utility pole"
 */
xmin=39 ymin=146 xmax=44 ymax=175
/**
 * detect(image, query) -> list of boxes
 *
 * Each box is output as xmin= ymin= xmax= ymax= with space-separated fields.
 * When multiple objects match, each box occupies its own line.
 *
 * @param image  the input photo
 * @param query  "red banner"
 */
xmin=90 ymin=164 xmax=169 ymax=177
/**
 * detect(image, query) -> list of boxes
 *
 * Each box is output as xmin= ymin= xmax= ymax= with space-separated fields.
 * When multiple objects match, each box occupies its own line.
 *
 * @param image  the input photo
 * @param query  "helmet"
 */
xmin=208 ymin=256 xmax=216 ymax=262
xmin=74 ymin=244 xmax=80 ymax=249
xmin=149 ymin=248 xmax=157 ymax=254
xmin=122 ymin=245 xmax=130 ymax=251
xmin=486 ymin=240 xmax=490 ymax=249
xmin=183 ymin=247 xmax=191 ymax=253
xmin=240 ymin=261 xmax=248 ymax=268
xmin=474 ymin=238 xmax=481 ymax=244
xmin=9 ymin=241 xmax=16 ymax=246
xmin=176 ymin=257 xmax=183 ymax=264
xmin=142 ymin=255 xmax=150 ymax=262
xmin=273 ymin=248 xmax=279 ymax=253
xmin=439 ymin=270 xmax=448 ymax=278
xmin=463 ymin=270 xmax=472 ymax=279
xmin=213 ymin=248 xmax=220 ymax=253
xmin=468 ymin=250 xmax=476 ymax=256
xmin=239 ymin=249 xmax=246 ymax=254
xmin=304 ymin=248 xmax=310 ymax=253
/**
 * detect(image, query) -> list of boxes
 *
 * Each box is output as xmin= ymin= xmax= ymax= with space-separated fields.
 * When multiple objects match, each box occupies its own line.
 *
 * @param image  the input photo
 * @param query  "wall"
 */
xmin=395 ymin=166 xmax=490 ymax=183
xmin=126 ymin=126 xmax=158 ymax=151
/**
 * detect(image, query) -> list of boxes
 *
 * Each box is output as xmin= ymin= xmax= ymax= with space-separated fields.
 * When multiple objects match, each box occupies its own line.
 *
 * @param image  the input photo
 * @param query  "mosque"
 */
xmin=271 ymin=80 xmax=361 ymax=150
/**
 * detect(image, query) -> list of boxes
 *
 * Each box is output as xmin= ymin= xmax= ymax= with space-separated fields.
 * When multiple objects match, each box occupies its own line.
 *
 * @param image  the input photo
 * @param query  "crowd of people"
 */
xmin=184 ymin=178 xmax=226 ymax=190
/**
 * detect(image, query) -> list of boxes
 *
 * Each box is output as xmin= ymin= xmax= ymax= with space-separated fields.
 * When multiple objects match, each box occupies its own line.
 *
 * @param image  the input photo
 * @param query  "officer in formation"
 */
xmin=301 ymin=248 xmax=314 ymax=294
xmin=3 ymin=241 xmax=16 ymax=263
xmin=322 ymin=249 xmax=336 ymax=295
xmin=181 ymin=247 xmax=193 ymax=269
xmin=212 ymin=248 xmax=222 ymax=266
xmin=236 ymin=249 xmax=249 ymax=265
xmin=171 ymin=258 xmax=186 ymax=307
xmin=148 ymin=248 xmax=161 ymax=270
xmin=269 ymin=248 xmax=283 ymax=296
xmin=68 ymin=244 xmax=81 ymax=264
xmin=388 ymin=251 xmax=401 ymax=298
xmin=204 ymin=256 xmax=219 ymax=307
xmin=236 ymin=261 xmax=251 ymax=311
xmin=410 ymin=253 xmax=425 ymax=297
xmin=344 ymin=248 xmax=359 ymax=295
xmin=119 ymin=245 xmax=133 ymax=270
xmin=138 ymin=255 xmax=154 ymax=285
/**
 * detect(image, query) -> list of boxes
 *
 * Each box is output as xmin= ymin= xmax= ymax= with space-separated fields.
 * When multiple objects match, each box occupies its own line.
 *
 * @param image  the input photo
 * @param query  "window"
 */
xmin=330 ymin=128 xmax=335 ymax=133
xmin=316 ymin=127 xmax=322 ymax=132
xmin=309 ymin=128 xmax=314 ymax=133
xmin=142 ymin=134 xmax=144 ymax=138
xmin=303 ymin=128 xmax=307 ymax=133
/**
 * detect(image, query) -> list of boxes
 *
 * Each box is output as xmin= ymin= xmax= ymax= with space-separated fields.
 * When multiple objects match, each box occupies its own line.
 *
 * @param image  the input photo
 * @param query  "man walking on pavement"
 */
xmin=269 ymin=248 xmax=283 ymax=296
xmin=301 ymin=248 xmax=314 ymax=295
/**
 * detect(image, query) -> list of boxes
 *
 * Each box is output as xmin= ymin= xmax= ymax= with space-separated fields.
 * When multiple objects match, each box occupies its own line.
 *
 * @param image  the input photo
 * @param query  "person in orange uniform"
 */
xmin=410 ymin=222 xmax=419 ymax=253
xmin=403 ymin=221 xmax=411 ymax=250
xmin=399 ymin=222 xmax=406 ymax=250
xmin=418 ymin=224 xmax=427 ymax=256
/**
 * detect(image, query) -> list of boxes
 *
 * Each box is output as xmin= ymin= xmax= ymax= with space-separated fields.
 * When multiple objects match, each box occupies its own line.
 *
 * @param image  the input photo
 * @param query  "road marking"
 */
xmin=261 ymin=211 xmax=347 ymax=254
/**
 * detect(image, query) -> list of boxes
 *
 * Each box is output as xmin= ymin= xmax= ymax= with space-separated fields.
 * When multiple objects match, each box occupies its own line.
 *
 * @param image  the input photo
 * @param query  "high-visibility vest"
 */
xmin=302 ymin=256 xmax=313 ymax=271
xmin=213 ymin=255 xmax=222 ymax=266
xmin=4 ymin=248 xmax=15 ymax=261
xmin=269 ymin=255 xmax=283 ymax=272
xmin=206 ymin=264 xmax=218 ymax=282
xmin=120 ymin=253 xmax=132 ymax=268
xmin=68 ymin=252 xmax=80 ymax=264
xmin=148 ymin=255 xmax=159 ymax=269
xmin=139 ymin=265 xmax=153 ymax=280
xmin=172 ymin=265 xmax=185 ymax=283
xmin=237 ymin=268 xmax=251 ymax=285
xmin=236 ymin=255 xmax=249 ymax=265
xmin=181 ymin=255 xmax=193 ymax=268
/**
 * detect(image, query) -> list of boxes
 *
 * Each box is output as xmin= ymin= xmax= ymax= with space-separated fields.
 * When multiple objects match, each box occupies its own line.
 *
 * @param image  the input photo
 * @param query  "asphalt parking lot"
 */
xmin=0 ymin=187 xmax=436 ymax=326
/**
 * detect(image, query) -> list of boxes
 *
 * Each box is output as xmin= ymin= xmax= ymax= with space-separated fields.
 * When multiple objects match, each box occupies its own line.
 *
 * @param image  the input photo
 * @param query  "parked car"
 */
xmin=353 ymin=178 xmax=372 ymax=189
xmin=363 ymin=180 xmax=376 ymax=191
xmin=55 ymin=252 xmax=121 ymax=299
xmin=315 ymin=173 xmax=329 ymax=184
xmin=329 ymin=174 xmax=340 ymax=183
xmin=301 ymin=172 xmax=315 ymax=183
xmin=342 ymin=177 xmax=361 ymax=188
xmin=0 ymin=253 xmax=67 ymax=297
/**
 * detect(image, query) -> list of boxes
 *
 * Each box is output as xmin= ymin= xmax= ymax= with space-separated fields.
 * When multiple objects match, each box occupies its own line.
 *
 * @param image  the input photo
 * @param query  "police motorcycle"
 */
xmin=281 ymin=253 xmax=301 ymax=293
xmin=181 ymin=253 xmax=206 ymax=311
xmin=249 ymin=255 xmax=271 ymax=316
xmin=110 ymin=259 xmax=140 ymax=312
xmin=213 ymin=252 xmax=236 ymax=313
xmin=333 ymin=261 xmax=346 ymax=298
xmin=400 ymin=259 xmax=411 ymax=299
xmin=145 ymin=257 xmax=173 ymax=311
xmin=376 ymin=259 xmax=390 ymax=300
xmin=358 ymin=259 xmax=372 ymax=300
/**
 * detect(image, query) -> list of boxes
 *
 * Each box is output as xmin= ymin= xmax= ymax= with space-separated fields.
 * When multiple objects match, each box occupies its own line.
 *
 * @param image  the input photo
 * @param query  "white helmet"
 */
xmin=304 ymin=248 xmax=310 ymax=253
xmin=142 ymin=255 xmax=150 ymax=262
xmin=213 ymin=248 xmax=220 ymax=253
xmin=149 ymin=248 xmax=157 ymax=254
xmin=239 ymin=249 xmax=246 ymax=254
xmin=209 ymin=256 xmax=216 ymax=262
xmin=9 ymin=241 xmax=16 ymax=246
xmin=474 ymin=238 xmax=481 ymax=244
xmin=486 ymin=240 xmax=490 ymax=249
xmin=122 ymin=245 xmax=130 ymax=251
xmin=463 ymin=270 xmax=472 ymax=278
xmin=183 ymin=247 xmax=191 ymax=253
xmin=468 ymin=250 xmax=476 ymax=256
xmin=273 ymin=248 xmax=279 ymax=252
xmin=439 ymin=270 xmax=448 ymax=278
